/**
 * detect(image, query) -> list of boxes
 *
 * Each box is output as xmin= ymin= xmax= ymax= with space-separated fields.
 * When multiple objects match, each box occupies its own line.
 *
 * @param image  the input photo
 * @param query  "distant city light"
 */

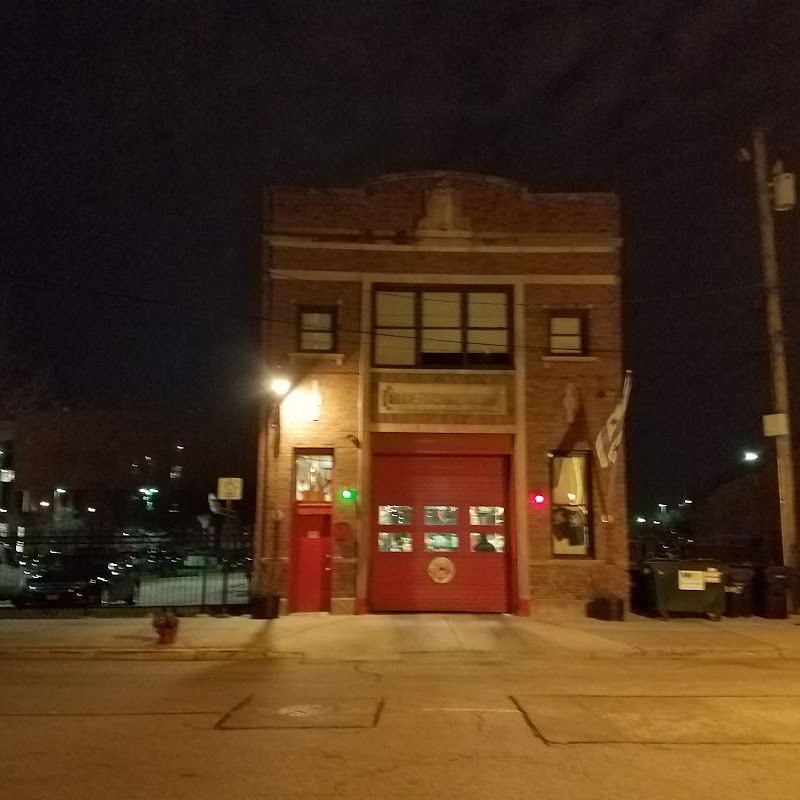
xmin=653 ymin=520 xmax=661 ymax=525
xmin=176 ymin=444 xmax=184 ymax=451
xmin=39 ymin=501 xmax=50 ymax=507
xmin=87 ymin=507 xmax=96 ymax=513
xmin=684 ymin=499 xmax=693 ymax=504
xmin=743 ymin=451 xmax=759 ymax=462
xmin=55 ymin=488 xmax=67 ymax=495
xmin=0 ymin=508 xmax=7 ymax=514
xmin=636 ymin=517 xmax=646 ymax=523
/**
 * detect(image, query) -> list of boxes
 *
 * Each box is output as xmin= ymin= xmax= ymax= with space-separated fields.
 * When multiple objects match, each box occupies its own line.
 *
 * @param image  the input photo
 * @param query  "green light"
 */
xmin=340 ymin=488 xmax=356 ymax=501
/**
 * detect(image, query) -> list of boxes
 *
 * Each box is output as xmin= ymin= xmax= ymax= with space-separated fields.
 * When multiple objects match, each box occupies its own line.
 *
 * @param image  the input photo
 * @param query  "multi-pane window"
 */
xmin=295 ymin=453 xmax=333 ymax=502
xmin=297 ymin=307 xmax=336 ymax=352
xmin=550 ymin=451 xmax=592 ymax=557
xmin=373 ymin=287 xmax=511 ymax=367
xmin=549 ymin=313 xmax=587 ymax=355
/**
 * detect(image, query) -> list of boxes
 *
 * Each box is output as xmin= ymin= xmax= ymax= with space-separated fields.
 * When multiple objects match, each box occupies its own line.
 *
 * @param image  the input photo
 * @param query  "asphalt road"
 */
xmin=3 ymin=654 xmax=800 ymax=799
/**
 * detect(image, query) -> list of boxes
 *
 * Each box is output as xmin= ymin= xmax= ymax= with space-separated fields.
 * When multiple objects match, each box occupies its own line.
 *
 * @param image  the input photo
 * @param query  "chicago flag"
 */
xmin=595 ymin=371 xmax=633 ymax=469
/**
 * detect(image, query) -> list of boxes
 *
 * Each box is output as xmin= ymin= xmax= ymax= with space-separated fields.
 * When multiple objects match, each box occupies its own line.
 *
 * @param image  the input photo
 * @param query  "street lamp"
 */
xmin=269 ymin=377 xmax=291 ymax=397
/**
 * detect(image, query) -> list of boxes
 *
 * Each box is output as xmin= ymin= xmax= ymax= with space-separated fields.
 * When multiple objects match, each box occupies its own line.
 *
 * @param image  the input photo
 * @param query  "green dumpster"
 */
xmin=641 ymin=559 xmax=727 ymax=620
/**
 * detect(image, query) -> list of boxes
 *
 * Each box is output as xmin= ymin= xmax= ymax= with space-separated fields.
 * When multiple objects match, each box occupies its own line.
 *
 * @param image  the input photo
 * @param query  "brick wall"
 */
xmin=271 ymin=248 xmax=617 ymax=277
xmin=260 ymin=373 xmax=361 ymax=605
xmin=267 ymin=172 xmax=619 ymax=235
xmin=260 ymin=171 xmax=627 ymax=615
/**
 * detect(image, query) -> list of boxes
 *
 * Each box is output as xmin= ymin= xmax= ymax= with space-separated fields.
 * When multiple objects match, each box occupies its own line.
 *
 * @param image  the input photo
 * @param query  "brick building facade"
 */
xmin=256 ymin=171 xmax=628 ymax=618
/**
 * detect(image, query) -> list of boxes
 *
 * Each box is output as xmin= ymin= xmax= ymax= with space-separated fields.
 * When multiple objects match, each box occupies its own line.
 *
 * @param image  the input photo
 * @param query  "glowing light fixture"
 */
xmin=270 ymin=377 xmax=291 ymax=397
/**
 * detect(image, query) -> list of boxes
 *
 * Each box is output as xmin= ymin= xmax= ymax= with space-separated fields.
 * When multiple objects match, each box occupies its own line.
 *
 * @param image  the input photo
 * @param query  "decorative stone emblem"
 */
xmin=416 ymin=184 xmax=471 ymax=237
xmin=427 ymin=557 xmax=456 ymax=584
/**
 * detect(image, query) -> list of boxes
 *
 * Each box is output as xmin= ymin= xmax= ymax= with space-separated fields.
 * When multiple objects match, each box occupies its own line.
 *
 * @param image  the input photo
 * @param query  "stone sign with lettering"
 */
xmin=378 ymin=382 xmax=507 ymax=415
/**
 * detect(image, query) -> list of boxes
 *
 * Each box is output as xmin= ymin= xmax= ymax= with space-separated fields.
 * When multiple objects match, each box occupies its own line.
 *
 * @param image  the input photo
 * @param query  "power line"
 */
xmin=267 ymin=267 xmax=765 ymax=310
xmin=0 ymin=267 xmax=771 ymax=358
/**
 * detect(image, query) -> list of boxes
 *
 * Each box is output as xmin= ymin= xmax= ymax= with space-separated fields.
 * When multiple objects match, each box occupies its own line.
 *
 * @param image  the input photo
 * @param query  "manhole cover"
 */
xmin=277 ymin=704 xmax=335 ymax=718
xmin=219 ymin=697 xmax=381 ymax=729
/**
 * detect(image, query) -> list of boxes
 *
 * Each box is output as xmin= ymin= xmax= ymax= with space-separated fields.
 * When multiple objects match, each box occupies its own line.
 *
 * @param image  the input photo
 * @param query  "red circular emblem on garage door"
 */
xmin=427 ymin=557 xmax=456 ymax=584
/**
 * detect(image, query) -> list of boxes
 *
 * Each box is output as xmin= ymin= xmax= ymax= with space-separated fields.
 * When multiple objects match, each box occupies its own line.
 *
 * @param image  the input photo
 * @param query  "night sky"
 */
xmin=4 ymin=1 xmax=800 ymax=515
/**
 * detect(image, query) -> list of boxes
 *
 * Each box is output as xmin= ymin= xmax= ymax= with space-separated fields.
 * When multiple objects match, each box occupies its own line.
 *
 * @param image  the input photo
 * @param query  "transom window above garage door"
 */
xmin=373 ymin=287 xmax=512 ymax=368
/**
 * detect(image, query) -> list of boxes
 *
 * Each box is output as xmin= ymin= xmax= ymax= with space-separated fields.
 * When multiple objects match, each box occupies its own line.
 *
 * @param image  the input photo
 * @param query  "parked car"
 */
xmin=18 ymin=551 xmax=140 ymax=606
xmin=0 ymin=545 xmax=26 ymax=605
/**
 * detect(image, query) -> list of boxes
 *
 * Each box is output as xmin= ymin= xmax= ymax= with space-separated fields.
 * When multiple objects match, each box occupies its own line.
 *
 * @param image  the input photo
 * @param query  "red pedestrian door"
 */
xmin=290 ymin=505 xmax=332 ymax=612
xmin=370 ymin=454 xmax=510 ymax=612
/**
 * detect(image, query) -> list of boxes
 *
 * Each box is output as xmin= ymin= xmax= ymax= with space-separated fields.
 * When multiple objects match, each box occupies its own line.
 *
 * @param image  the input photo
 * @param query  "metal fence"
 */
xmin=1 ymin=522 xmax=252 ymax=612
xmin=630 ymin=536 xmax=780 ymax=567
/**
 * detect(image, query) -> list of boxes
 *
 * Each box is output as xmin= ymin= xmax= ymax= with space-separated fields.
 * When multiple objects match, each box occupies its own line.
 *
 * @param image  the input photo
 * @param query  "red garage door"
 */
xmin=370 ymin=454 xmax=510 ymax=612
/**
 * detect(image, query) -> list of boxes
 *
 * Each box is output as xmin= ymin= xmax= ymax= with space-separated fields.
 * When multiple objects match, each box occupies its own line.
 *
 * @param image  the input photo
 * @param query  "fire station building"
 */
xmin=256 ymin=171 xmax=628 ymax=618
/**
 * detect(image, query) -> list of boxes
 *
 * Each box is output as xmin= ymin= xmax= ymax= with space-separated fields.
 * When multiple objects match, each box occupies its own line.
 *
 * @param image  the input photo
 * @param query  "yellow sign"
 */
xmin=217 ymin=477 xmax=243 ymax=501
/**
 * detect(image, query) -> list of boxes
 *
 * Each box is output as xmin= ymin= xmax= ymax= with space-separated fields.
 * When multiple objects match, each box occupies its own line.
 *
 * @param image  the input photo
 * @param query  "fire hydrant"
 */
xmin=152 ymin=610 xmax=180 ymax=645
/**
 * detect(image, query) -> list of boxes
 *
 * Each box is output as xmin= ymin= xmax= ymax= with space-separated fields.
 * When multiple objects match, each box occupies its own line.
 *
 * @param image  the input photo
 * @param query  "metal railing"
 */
xmin=1 ymin=524 xmax=253 ymax=612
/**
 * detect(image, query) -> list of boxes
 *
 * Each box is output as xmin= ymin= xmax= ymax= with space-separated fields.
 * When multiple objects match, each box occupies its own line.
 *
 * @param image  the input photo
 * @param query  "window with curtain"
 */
xmin=549 ymin=313 xmax=587 ymax=355
xmin=550 ymin=451 xmax=592 ymax=557
xmin=373 ymin=287 xmax=511 ymax=368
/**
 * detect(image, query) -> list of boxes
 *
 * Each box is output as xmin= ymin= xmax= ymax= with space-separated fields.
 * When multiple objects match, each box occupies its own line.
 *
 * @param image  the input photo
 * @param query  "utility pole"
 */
xmin=751 ymin=128 xmax=797 ymax=569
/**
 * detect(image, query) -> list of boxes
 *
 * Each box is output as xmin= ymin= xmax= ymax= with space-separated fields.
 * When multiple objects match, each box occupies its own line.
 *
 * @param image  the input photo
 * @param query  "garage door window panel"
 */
xmin=377 ymin=532 xmax=413 ymax=552
xmin=378 ymin=505 xmax=412 ymax=525
xmin=470 ymin=532 xmax=505 ymax=553
xmin=424 ymin=505 xmax=458 ymax=525
xmin=424 ymin=533 xmax=459 ymax=552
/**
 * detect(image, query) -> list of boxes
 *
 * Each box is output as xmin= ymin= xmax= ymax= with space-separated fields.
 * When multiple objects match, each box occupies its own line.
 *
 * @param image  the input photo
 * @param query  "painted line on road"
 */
xmin=420 ymin=707 xmax=519 ymax=713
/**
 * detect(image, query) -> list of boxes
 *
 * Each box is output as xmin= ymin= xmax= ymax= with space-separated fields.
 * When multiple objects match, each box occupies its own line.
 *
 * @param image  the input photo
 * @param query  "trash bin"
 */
xmin=629 ymin=566 xmax=648 ymax=614
xmin=641 ymin=559 xmax=727 ymax=620
xmin=586 ymin=595 xmax=625 ymax=621
xmin=251 ymin=593 xmax=280 ymax=619
xmin=724 ymin=565 xmax=755 ymax=617
xmin=755 ymin=566 xmax=792 ymax=619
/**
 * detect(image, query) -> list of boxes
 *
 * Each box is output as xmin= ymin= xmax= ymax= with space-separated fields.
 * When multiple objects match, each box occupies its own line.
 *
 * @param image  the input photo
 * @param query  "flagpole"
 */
xmin=600 ymin=370 xmax=632 ymax=524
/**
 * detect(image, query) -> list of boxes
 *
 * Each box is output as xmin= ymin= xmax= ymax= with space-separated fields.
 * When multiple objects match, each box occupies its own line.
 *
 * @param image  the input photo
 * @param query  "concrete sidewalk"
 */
xmin=0 ymin=612 xmax=799 ymax=661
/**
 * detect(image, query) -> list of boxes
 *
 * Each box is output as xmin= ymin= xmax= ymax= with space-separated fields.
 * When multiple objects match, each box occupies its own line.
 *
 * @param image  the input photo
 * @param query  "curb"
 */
xmin=0 ymin=646 xmax=797 ymax=661
xmin=0 ymin=647 xmax=302 ymax=662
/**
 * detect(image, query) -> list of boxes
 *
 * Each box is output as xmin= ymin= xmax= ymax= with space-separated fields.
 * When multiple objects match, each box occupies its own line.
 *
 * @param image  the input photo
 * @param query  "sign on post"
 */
xmin=217 ymin=477 xmax=243 ymax=501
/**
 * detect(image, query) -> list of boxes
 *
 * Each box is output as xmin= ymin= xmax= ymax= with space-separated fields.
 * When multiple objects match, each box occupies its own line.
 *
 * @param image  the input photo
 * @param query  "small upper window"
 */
xmin=549 ymin=313 xmax=587 ymax=356
xmin=298 ymin=307 xmax=336 ymax=352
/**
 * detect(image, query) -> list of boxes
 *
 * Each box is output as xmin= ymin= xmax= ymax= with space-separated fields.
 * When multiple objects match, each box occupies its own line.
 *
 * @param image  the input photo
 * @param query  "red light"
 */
xmin=530 ymin=492 xmax=547 ymax=507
